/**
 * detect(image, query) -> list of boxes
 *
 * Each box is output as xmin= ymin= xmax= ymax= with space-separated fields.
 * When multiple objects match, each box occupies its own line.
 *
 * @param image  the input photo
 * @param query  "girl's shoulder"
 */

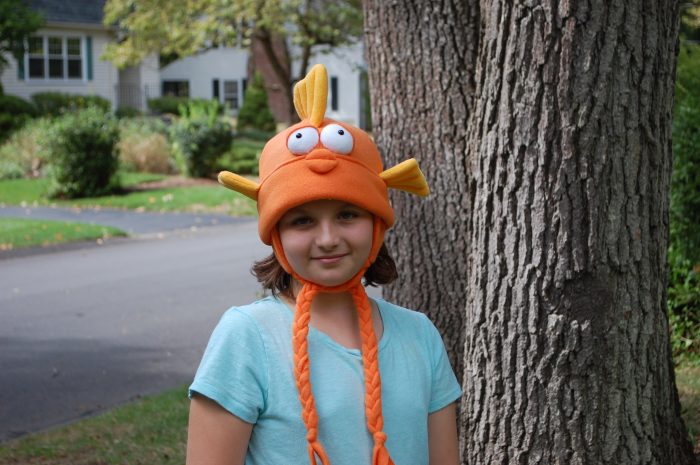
xmin=374 ymin=297 xmax=436 ymax=333
xmin=217 ymin=295 xmax=291 ymax=334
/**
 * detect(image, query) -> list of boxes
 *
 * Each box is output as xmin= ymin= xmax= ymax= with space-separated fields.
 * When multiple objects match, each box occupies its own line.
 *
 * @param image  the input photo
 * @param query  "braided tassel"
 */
xmin=351 ymin=286 xmax=395 ymax=465
xmin=293 ymin=283 xmax=332 ymax=465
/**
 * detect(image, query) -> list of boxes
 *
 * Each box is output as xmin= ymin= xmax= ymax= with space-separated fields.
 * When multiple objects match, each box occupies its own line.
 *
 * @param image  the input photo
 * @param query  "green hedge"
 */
xmin=237 ymin=72 xmax=276 ymax=132
xmin=0 ymin=94 xmax=37 ymax=142
xmin=170 ymin=100 xmax=233 ymax=178
xmin=45 ymin=106 xmax=120 ymax=198
xmin=148 ymin=97 xmax=225 ymax=116
xmin=31 ymin=92 xmax=111 ymax=116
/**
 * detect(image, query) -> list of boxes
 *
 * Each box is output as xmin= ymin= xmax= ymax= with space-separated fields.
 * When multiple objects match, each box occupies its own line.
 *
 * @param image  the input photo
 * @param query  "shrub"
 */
xmin=0 ymin=94 xmax=37 ymax=142
xmin=236 ymin=72 xmax=276 ymax=132
xmin=219 ymin=140 xmax=261 ymax=176
xmin=31 ymin=92 xmax=110 ymax=116
xmin=170 ymin=101 xmax=233 ymax=178
xmin=148 ymin=97 xmax=224 ymax=116
xmin=669 ymin=249 xmax=700 ymax=364
xmin=45 ymin=106 xmax=120 ymax=198
xmin=0 ymin=117 xmax=52 ymax=179
xmin=115 ymin=106 xmax=143 ymax=118
xmin=148 ymin=96 xmax=189 ymax=115
xmin=118 ymin=117 xmax=174 ymax=174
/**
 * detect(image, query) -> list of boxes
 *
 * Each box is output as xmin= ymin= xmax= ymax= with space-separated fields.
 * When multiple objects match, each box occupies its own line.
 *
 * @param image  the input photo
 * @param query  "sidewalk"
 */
xmin=0 ymin=205 xmax=252 ymax=235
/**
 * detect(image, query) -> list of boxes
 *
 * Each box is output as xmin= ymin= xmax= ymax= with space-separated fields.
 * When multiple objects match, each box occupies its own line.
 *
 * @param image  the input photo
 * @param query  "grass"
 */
xmin=0 ymin=218 xmax=126 ymax=250
xmin=677 ymin=364 xmax=700 ymax=450
xmin=0 ymin=172 xmax=256 ymax=216
xmin=0 ymin=363 xmax=697 ymax=464
xmin=0 ymin=386 xmax=189 ymax=465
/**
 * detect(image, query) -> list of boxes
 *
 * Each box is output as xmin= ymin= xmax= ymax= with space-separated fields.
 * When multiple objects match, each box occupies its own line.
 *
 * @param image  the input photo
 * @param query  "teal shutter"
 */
xmin=17 ymin=52 xmax=25 ymax=80
xmin=86 ymin=36 xmax=93 ymax=80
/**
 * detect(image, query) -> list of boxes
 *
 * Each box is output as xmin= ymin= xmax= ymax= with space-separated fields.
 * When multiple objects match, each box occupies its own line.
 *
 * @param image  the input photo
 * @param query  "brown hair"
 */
xmin=251 ymin=243 xmax=398 ymax=299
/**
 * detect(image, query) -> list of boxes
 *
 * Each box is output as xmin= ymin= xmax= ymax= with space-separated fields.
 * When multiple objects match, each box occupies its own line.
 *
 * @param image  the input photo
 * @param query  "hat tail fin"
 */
xmin=379 ymin=158 xmax=430 ymax=197
xmin=218 ymin=171 xmax=259 ymax=201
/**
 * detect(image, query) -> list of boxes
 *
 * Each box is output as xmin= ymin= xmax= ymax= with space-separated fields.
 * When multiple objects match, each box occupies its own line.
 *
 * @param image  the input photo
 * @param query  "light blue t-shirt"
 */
xmin=189 ymin=296 xmax=462 ymax=465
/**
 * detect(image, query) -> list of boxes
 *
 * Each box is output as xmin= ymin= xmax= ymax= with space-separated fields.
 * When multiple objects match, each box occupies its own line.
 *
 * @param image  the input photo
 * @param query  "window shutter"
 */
xmin=17 ymin=52 xmax=25 ymax=80
xmin=86 ymin=36 xmax=93 ymax=80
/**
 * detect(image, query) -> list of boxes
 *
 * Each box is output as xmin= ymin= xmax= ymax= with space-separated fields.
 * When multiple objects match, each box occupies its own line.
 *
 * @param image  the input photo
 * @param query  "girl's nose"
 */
xmin=315 ymin=220 xmax=340 ymax=249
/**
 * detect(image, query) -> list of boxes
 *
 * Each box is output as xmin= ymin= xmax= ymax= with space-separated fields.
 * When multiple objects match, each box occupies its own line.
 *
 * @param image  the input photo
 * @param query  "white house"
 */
xmin=160 ymin=42 xmax=368 ymax=128
xmin=0 ymin=0 xmax=160 ymax=111
xmin=1 ymin=0 xmax=368 ymax=126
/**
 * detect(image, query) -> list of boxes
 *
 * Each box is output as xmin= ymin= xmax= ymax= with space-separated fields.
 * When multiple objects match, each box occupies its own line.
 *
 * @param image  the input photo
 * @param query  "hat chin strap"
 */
xmin=270 ymin=218 xmax=395 ymax=465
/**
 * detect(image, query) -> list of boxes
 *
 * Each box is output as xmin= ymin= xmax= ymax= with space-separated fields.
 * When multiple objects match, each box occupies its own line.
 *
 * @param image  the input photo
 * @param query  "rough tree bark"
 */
xmin=365 ymin=0 xmax=695 ymax=463
xmin=363 ymin=0 xmax=480 ymax=383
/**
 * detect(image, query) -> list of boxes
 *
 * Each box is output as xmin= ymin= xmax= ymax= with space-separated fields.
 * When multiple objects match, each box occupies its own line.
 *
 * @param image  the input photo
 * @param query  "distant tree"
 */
xmin=0 ymin=0 xmax=44 ymax=92
xmin=237 ymin=72 xmax=276 ymax=132
xmin=102 ymin=0 xmax=363 ymax=122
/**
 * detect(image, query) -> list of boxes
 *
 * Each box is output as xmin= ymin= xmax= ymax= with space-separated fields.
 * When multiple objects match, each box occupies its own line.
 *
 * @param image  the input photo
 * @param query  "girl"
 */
xmin=187 ymin=65 xmax=461 ymax=465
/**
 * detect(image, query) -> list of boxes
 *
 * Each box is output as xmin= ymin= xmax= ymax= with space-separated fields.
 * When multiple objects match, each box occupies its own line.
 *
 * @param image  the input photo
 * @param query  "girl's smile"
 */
xmin=278 ymin=199 xmax=374 ymax=287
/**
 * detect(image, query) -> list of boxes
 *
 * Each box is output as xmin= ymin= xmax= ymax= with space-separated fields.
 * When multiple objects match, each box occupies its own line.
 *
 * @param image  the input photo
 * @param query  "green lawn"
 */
xmin=0 ymin=365 xmax=697 ymax=464
xmin=0 ymin=172 xmax=256 ymax=249
xmin=0 ymin=386 xmax=189 ymax=465
xmin=0 ymin=217 xmax=126 ymax=250
xmin=0 ymin=173 xmax=256 ymax=216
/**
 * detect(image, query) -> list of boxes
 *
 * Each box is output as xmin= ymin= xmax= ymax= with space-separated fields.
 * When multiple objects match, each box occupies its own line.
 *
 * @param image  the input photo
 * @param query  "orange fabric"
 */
xmin=256 ymin=119 xmax=394 ymax=245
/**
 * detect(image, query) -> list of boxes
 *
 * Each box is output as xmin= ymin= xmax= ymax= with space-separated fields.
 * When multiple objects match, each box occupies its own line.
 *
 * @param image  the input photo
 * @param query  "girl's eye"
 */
xmin=287 ymin=127 xmax=319 ymax=155
xmin=320 ymin=124 xmax=353 ymax=154
xmin=291 ymin=216 xmax=313 ymax=226
xmin=339 ymin=210 xmax=358 ymax=220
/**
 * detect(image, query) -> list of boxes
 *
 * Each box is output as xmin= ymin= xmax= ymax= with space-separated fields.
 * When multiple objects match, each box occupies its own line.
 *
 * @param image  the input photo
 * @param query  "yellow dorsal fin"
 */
xmin=218 ymin=171 xmax=259 ymax=201
xmin=379 ymin=158 xmax=430 ymax=196
xmin=293 ymin=64 xmax=327 ymax=126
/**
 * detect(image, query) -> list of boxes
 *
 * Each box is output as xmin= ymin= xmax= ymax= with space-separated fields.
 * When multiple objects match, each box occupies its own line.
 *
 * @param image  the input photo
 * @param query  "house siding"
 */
xmin=160 ymin=47 xmax=248 ymax=112
xmin=0 ymin=26 xmax=119 ymax=109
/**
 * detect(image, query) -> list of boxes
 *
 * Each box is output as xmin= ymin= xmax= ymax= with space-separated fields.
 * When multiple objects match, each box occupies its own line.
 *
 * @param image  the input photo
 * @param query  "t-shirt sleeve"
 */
xmin=423 ymin=316 xmax=462 ymax=413
xmin=189 ymin=308 xmax=268 ymax=424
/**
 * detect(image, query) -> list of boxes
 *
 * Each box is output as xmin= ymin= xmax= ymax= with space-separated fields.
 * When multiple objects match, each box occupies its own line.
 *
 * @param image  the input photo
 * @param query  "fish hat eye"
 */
xmin=320 ymin=123 xmax=353 ymax=154
xmin=287 ymin=127 xmax=319 ymax=155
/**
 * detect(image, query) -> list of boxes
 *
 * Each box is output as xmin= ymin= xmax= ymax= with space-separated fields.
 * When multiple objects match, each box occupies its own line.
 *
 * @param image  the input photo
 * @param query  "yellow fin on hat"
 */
xmin=293 ymin=64 xmax=327 ymax=126
xmin=218 ymin=171 xmax=259 ymax=200
xmin=380 ymin=158 xmax=430 ymax=196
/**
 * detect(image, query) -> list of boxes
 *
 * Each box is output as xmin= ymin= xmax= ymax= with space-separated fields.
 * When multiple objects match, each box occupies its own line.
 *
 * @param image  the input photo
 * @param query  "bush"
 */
xmin=219 ymin=140 xmax=261 ymax=176
xmin=45 ymin=106 xmax=120 ymax=198
xmin=236 ymin=72 xmax=276 ymax=132
xmin=148 ymin=97 xmax=225 ymax=116
xmin=115 ymin=106 xmax=143 ymax=118
xmin=170 ymin=100 xmax=233 ymax=178
xmin=0 ymin=94 xmax=38 ymax=142
xmin=31 ymin=92 xmax=111 ymax=116
xmin=0 ymin=117 xmax=52 ymax=179
xmin=118 ymin=117 xmax=174 ymax=174
xmin=669 ymin=249 xmax=700 ymax=364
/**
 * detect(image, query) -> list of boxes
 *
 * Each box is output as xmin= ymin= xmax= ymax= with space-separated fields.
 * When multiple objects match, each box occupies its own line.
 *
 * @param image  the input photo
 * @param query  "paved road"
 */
xmin=0 ymin=216 xmax=269 ymax=442
xmin=0 ymin=205 xmax=247 ymax=235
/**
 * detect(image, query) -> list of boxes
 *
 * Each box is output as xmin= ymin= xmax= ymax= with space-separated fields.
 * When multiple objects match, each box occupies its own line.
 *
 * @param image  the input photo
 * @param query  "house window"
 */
xmin=330 ymin=76 xmax=338 ymax=111
xmin=212 ymin=79 xmax=220 ymax=99
xmin=224 ymin=80 xmax=239 ymax=110
xmin=162 ymin=80 xmax=189 ymax=97
xmin=27 ymin=35 xmax=83 ymax=80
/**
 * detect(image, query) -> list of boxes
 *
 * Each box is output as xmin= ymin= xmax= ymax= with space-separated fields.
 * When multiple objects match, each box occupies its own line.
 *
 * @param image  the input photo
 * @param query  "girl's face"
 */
xmin=277 ymin=199 xmax=374 ymax=287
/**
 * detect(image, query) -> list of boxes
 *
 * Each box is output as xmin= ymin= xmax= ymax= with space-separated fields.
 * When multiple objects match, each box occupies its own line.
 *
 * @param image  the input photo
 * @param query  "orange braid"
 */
xmin=292 ymin=283 xmax=331 ymax=465
xmin=351 ymin=286 xmax=395 ymax=465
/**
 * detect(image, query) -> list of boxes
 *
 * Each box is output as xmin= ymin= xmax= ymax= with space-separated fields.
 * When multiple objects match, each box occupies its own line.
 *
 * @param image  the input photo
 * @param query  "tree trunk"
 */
xmin=462 ymin=1 xmax=695 ymax=464
xmin=363 ymin=0 xmax=480 ymax=384
xmin=365 ymin=0 xmax=695 ymax=463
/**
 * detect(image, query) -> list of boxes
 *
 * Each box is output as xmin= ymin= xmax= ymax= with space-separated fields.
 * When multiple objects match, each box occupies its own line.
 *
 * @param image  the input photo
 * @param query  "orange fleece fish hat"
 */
xmin=218 ymin=64 xmax=429 ymax=465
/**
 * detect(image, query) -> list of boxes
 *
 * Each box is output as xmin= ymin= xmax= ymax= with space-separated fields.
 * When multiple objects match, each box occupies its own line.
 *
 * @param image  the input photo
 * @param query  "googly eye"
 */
xmin=320 ymin=124 xmax=353 ymax=154
xmin=287 ymin=127 xmax=319 ymax=155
